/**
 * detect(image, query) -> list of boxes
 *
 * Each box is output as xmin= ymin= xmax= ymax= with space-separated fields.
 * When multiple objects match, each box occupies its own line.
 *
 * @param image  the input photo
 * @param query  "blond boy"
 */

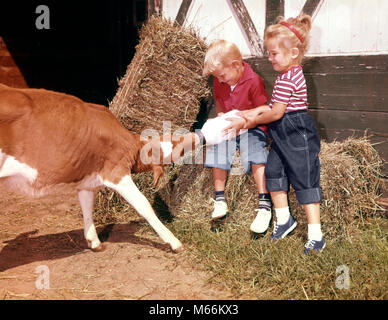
xmin=203 ymin=39 xmax=272 ymax=233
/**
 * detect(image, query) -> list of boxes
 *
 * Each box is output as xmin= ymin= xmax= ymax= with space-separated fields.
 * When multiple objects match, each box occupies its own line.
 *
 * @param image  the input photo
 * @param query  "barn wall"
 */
xmin=246 ymin=55 xmax=388 ymax=174
xmin=162 ymin=0 xmax=388 ymax=177
xmin=163 ymin=0 xmax=388 ymax=58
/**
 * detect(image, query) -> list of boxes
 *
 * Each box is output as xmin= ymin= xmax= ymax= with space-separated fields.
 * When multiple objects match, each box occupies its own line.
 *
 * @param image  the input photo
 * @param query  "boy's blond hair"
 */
xmin=203 ymin=39 xmax=242 ymax=76
xmin=264 ymin=13 xmax=312 ymax=64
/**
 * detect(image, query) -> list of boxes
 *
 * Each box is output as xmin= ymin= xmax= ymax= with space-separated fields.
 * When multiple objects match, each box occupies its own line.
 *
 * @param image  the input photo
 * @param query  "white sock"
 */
xmin=308 ymin=224 xmax=323 ymax=241
xmin=275 ymin=207 xmax=290 ymax=225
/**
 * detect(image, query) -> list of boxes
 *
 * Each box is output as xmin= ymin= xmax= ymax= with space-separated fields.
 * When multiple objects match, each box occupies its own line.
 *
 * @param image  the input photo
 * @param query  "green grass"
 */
xmin=168 ymin=216 xmax=388 ymax=300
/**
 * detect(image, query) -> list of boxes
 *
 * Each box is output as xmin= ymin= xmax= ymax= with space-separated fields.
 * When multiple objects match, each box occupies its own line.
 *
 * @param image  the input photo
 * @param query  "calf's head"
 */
xmin=137 ymin=132 xmax=200 ymax=186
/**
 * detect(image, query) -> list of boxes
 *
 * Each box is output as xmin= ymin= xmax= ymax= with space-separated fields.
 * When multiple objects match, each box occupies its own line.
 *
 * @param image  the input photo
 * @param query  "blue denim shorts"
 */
xmin=204 ymin=128 xmax=268 ymax=174
xmin=265 ymin=111 xmax=322 ymax=204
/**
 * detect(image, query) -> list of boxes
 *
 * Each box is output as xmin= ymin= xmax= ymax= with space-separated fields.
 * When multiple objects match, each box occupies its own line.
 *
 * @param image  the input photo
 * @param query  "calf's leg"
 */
xmin=103 ymin=174 xmax=183 ymax=253
xmin=78 ymin=189 xmax=104 ymax=251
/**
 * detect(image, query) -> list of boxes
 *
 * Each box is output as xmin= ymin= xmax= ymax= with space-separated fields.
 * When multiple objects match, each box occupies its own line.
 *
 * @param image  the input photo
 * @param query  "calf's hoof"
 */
xmin=91 ymin=243 xmax=105 ymax=252
xmin=172 ymin=245 xmax=184 ymax=253
xmin=87 ymin=241 xmax=105 ymax=252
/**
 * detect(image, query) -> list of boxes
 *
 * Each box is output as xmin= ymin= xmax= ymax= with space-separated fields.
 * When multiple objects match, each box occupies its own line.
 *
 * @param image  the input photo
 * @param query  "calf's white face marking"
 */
xmin=160 ymin=141 xmax=173 ymax=159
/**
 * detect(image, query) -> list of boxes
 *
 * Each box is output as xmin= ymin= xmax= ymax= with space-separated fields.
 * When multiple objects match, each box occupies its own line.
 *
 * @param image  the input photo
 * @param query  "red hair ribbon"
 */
xmin=279 ymin=21 xmax=304 ymax=43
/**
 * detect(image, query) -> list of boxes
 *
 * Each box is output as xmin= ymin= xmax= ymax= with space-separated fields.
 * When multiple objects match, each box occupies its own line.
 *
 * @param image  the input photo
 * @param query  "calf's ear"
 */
xmin=152 ymin=165 xmax=164 ymax=187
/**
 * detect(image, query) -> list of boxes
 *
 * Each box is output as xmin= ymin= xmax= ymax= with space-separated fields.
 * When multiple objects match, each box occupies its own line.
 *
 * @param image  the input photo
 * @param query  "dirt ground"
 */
xmin=0 ymin=185 xmax=236 ymax=300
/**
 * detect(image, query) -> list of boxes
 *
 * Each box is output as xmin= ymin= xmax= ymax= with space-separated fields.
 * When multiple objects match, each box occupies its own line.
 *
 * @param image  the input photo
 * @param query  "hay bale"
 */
xmin=95 ymin=15 xmax=210 ymax=226
xmin=290 ymin=137 xmax=385 ymax=238
xmin=109 ymin=15 xmax=210 ymax=134
xmin=95 ymin=136 xmax=385 ymax=240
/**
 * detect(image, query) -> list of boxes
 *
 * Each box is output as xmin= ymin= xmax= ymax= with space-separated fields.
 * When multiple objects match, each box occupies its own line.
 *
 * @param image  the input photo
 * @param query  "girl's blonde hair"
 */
xmin=203 ymin=39 xmax=242 ymax=76
xmin=264 ymin=13 xmax=312 ymax=64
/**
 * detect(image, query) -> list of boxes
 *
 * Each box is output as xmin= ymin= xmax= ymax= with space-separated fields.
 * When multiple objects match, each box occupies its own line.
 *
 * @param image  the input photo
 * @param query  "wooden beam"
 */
xmin=265 ymin=0 xmax=284 ymax=29
xmin=309 ymin=109 xmax=388 ymax=134
xmin=227 ymin=0 xmax=264 ymax=56
xmin=301 ymin=0 xmax=324 ymax=19
xmin=148 ymin=0 xmax=163 ymax=17
xmin=265 ymin=0 xmax=323 ymax=29
xmin=175 ymin=0 xmax=193 ymax=26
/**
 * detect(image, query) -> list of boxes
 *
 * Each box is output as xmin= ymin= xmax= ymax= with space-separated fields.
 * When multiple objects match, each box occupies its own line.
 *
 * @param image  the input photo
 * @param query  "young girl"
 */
xmin=224 ymin=13 xmax=325 ymax=254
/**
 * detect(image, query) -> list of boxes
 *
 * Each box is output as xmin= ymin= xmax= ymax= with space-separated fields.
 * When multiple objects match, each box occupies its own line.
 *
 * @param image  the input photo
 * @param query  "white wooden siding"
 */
xmin=162 ymin=0 xmax=388 ymax=57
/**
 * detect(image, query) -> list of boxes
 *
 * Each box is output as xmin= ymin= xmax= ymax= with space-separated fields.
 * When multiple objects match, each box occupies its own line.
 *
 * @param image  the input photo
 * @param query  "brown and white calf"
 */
xmin=0 ymin=84 xmax=203 ymax=253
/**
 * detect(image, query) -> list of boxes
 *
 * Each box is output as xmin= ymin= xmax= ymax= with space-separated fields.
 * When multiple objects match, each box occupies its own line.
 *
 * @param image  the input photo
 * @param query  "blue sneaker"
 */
xmin=271 ymin=215 xmax=297 ymax=240
xmin=304 ymin=237 xmax=326 ymax=254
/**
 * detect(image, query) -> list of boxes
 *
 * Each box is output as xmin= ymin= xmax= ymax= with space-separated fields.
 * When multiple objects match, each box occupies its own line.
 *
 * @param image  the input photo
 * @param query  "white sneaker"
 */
xmin=211 ymin=199 xmax=228 ymax=220
xmin=250 ymin=208 xmax=272 ymax=233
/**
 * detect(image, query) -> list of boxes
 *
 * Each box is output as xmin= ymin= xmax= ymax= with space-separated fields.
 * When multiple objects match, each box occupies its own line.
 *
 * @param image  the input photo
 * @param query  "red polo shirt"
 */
xmin=213 ymin=61 xmax=269 ymax=132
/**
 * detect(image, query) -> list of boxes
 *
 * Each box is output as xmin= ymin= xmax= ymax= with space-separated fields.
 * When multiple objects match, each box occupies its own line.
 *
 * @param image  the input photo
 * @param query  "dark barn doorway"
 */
xmin=0 ymin=0 xmax=148 ymax=106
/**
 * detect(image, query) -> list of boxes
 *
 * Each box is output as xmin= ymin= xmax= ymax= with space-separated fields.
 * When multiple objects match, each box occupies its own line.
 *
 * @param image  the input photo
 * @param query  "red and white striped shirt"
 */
xmin=269 ymin=65 xmax=308 ymax=112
